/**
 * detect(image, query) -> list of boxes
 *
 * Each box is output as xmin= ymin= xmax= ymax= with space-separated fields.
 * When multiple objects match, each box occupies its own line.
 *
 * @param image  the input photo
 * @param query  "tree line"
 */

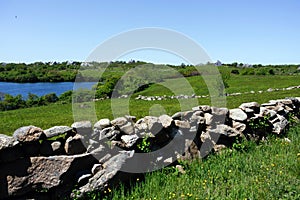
xmin=0 ymin=91 xmax=72 ymax=111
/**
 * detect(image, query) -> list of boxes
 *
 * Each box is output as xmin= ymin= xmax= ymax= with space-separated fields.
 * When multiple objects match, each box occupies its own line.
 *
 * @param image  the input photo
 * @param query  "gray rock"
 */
xmin=71 ymin=121 xmax=92 ymax=135
xmin=204 ymin=113 xmax=213 ymax=125
xmin=208 ymin=124 xmax=241 ymax=146
xmin=99 ymin=127 xmax=120 ymax=140
xmin=94 ymin=119 xmax=111 ymax=130
xmin=13 ymin=126 xmax=45 ymax=142
xmin=0 ymin=134 xmax=22 ymax=163
xmin=159 ymin=115 xmax=173 ymax=128
xmin=119 ymin=122 xmax=135 ymax=135
xmin=174 ymin=120 xmax=191 ymax=129
xmin=0 ymin=154 xmax=97 ymax=199
xmin=0 ymin=134 xmax=16 ymax=151
xmin=111 ymin=117 xmax=127 ymax=127
xmin=199 ymin=105 xmax=211 ymax=113
xmin=65 ymin=134 xmax=86 ymax=155
xmin=272 ymin=115 xmax=289 ymax=135
xmin=229 ymin=108 xmax=247 ymax=121
xmin=44 ymin=126 xmax=73 ymax=138
xmin=90 ymin=145 xmax=107 ymax=160
xmin=211 ymin=107 xmax=228 ymax=116
xmin=143 ymin=116 xmax=162 ymax=134
xmin=269 ymin=99 xmax=293 ymax=105
xmin=239 ymin=102 xmax=260 ymax=113
xmin=232 ymin=121 xmax=247 ymax=133
xmin=121 ymin=134 xmax=139 ymax=148
xmin=76 ymin=151 xmax=134 ymax=198
xmin=210 ymin=107 xmax=229 ymax=126
xmin=171 ymin=112 xmax=184 ymax=120
xmin=125 ymin=115 xmax=137 ymax=122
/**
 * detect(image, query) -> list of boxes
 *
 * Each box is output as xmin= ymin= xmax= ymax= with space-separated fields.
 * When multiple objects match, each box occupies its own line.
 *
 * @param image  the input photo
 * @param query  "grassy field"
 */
xmin=1 ymin=86 xmax=300 ymax=136
xmin=135 ymin=74 xmax=300 ymax=97
xmin=101 ymin=124 xmax=300 ymax=200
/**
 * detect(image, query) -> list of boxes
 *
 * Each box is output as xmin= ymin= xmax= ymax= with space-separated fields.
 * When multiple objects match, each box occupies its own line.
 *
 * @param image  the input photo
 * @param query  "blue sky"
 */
xmin=1 ymin=0 xmax=299 ymax=65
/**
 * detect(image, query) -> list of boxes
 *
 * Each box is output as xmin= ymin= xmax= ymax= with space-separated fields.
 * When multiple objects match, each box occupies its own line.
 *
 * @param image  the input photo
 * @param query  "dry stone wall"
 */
xmin=0 ymin=97 xmax=299 ymax=199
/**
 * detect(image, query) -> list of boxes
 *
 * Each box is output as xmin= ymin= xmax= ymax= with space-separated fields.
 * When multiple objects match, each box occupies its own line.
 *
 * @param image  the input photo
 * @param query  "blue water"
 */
xmin=0 ymin=82 xmax=97 ymax=98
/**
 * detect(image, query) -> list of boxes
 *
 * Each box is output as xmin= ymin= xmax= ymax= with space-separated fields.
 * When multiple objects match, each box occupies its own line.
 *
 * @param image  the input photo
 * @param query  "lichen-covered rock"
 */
xmin=44 ymin=126 xmax=73 ymax=138
xmin=13 ymin=126 xmax=45 ymax=142
xmin=0 ymin=154 xmax=97 ymax=199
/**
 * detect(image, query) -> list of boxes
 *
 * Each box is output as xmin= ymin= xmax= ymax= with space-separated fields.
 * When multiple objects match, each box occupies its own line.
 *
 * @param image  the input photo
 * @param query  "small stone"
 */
xmin=51 ymin=141 xmax=62 ymax=152
xmin=175 ymin=165 xmax=186 ymax=174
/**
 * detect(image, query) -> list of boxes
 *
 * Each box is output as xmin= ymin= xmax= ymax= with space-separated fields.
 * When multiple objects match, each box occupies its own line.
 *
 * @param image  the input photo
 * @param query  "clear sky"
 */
xmin=1 ymin=0 xmax=299 ymax=65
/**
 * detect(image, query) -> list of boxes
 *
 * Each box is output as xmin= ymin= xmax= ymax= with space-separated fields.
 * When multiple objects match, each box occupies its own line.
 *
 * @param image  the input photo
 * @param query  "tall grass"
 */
xmin=101 ymin=124 xmax=300 ymax=200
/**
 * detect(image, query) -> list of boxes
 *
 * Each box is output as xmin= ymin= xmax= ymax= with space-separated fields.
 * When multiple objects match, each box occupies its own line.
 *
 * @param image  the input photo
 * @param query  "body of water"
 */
xmin=0 ymin=82 xmax=97 ymax=98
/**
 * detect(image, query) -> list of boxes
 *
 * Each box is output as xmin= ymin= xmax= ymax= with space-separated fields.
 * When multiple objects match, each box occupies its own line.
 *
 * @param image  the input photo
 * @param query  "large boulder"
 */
xmin=0 ymin=154 xmax=97 ymax=199
xmin=75 ymin=151 xmax=134 ymax=198
xmin=13 ymin=126 xmax=45 ymax=143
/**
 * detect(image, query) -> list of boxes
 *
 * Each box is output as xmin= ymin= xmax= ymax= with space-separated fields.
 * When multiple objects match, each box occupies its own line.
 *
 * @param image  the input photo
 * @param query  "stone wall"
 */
xmin=0 ymin=97 xmax=299 ymax=199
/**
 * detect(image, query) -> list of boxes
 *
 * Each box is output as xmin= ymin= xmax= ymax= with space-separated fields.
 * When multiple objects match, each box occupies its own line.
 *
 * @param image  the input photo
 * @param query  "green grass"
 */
xmin=135 ymin=74 xmax=300 ymax=97
xmin=1 ymin=88 xmax=300 ymax=135
xmin=101 ymin=124 xmax=300 ymax=200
